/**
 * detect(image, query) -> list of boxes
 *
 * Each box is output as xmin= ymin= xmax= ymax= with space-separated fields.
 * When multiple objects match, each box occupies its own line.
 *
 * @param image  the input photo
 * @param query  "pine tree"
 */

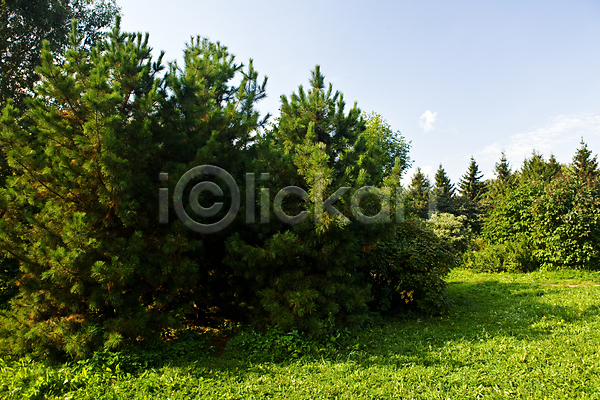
xmin=225 ymin=66 xmax=400 ymax=334
xmin=407 ymin=167 xmax=431 ymax=219
xmin=0 ymin=21 xmax=268 ymax=357
xmin=494 ymin=151 xmax=512 ymax=183
xmin=432 ymin=164 xmax=454 ymax=214
xmin=519 ymin=150 xmax=562 ymax=183
xmin=458 ymin=156 xmax=486 ymax=200
xmin=570 ymin=138 xmax=599 ymax=180
xmin=486 ymin=151 xmax=514 ymax=200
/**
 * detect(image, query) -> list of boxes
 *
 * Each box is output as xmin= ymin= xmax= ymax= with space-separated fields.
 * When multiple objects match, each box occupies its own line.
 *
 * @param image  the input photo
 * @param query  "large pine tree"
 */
xmin=0 ymin=21 xmax=269 ymax=357
xmin=225 ymin=66 xmax=408 ymax=334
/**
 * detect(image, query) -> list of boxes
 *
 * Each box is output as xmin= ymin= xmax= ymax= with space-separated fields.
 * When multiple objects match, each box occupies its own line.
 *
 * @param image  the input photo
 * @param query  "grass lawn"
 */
xmin=2 ymin=268 xmax=600 ymax=399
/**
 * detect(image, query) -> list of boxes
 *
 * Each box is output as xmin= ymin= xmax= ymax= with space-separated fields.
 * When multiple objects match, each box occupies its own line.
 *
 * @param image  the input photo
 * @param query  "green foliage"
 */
xmin=530 ymin=173 xmax=600 ymax=270
xmin=427 ymin=212 xmax=471 ymax=254
xmin=0 ymin=0 xmax=120 ymax=110
xmin=458 ymin=156 xmax=486 ymax=201
xmin=462 ymin=239 xmax=538 ymax=273
xmin=360 ymin=112 xmax=411 ymax=182
xmin=366 ymin=220 xmax=455 ymax=315
xmin=481 ymin=145 xmax=600 ymax=272
xmin=517 ymin=150 xmax=562 ymax=184
xmin=495 ymin=151 xmax=512 ymax=183
xmin=432 ymin=164 xmax=455 ymax=214
xmin=486 ymin=151 xmax=515 ymax=200
xmin=406 ymin=167 xmax=431 ymax=219
xmin=570 ymin=138 xmax=599 ymax=180
xmin=481 ymin=181 xmax=544 ymax=245
xmin=0 ymin=20 xmax=268 ymax=358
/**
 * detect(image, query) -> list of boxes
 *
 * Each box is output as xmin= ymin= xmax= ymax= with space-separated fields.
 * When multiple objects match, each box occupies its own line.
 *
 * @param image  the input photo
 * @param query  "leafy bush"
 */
xmin=530 ymin=174 xmax=600 ymax=270
xmin=462 ymin=238 xmax=538 ymax=273
xmin=481 ymin=171 xmax=600 ymax=272
xmin=366 ymin=220 xmax=455 ymax=315
xmin=481 ymin=182 xmax=544 ymax=245
xmin=427 ymin=212 xmax=472 ymax=254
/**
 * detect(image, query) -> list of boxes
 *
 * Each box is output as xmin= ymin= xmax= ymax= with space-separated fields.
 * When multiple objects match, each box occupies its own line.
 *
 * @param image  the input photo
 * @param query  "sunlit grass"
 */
xmin=2 ymin=268 xmax=600 ymax=399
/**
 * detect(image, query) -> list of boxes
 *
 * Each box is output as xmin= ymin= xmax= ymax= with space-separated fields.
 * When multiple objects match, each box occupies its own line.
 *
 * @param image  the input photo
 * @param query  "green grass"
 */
xmin=2 ymin=268 xmax=600 ymax=399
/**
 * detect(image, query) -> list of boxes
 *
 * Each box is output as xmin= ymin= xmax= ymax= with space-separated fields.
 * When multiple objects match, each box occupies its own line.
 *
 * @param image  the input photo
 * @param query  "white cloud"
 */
xmin=478 ymin=112 xmax=600 ymax=172
xmin=419 ymin=110 xmax=437 ymax=132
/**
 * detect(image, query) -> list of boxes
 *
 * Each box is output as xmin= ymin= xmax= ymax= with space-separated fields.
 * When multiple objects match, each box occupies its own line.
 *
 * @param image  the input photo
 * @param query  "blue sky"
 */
xmin=117 ymin=0 xmax=600 ymax=185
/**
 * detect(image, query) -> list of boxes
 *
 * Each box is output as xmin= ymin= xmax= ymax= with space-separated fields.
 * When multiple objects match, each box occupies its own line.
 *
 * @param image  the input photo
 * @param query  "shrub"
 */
xmin=427 ymin=212 xmax=472 ymax=254
xmin=462 ymin=238 xmax=538 ymax=273
xmin=366 ymin=220 xmax=455 ymax=315
xmin=530 ymin=174 xmax=600 ymax=270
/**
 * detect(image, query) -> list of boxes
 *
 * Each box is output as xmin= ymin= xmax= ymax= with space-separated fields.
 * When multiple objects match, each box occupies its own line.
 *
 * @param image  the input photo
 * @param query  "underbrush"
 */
xmin=462 ymin=238 xmax=538 ymax=273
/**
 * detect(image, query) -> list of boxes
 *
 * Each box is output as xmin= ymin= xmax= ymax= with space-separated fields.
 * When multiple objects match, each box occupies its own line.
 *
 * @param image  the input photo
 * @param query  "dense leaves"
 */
xmin=0 ymin=0 xmax=119 ymax=110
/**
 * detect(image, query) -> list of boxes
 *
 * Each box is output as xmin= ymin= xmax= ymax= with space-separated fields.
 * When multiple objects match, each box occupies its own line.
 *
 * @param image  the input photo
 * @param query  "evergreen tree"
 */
xmin=407 ymin=167 xmax=431 ymax=219
xmin=458 ymin=156 xmax=486 ymax=200
xmin=226 ymin=66 xmax=405 ymax=334
xmin=494 ymin=151 xmax=512 ymax=184
xmin=570 ymin=138 xmax=599 ymax=180
xmin=518 ymin=150 xmax=562 ymax=184
xmin=432 ymin=164 xmax=454 ymax=214
xmin=0 ymin=21 xmax=269 ymax=357
xmin=486 ymin=151 xmax=514 ymax=200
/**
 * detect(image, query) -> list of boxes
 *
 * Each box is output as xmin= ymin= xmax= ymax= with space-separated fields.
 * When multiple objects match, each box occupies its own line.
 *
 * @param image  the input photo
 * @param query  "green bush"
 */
xmin=366 ymin=220 xmax=455 ymax=315
xmin=427 ymin=212 xmax=472 ymax=254
xmin=530 ymin=174 xmax=600 ymax=270
xmin=462 ymin=238 xmax=538 ymax=273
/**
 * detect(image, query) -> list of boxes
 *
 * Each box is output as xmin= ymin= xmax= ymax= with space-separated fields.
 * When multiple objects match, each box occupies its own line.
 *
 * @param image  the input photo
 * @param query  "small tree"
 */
xmin=486 ymin=151 xmax=515 ymax=200
xmin=432 ymin=164 xmax=454 ymax=214
xmin=518 ymin=150 xmax=562 ymax=184
xmin=406 ymin=167 xmax=431 ymax=219
xmin=458 ymin=156 xmax=486 ymax=201
xmin=495 ymin=151 xmax=512 ymax=183
xmin=570 ymin=138 xmax=599 ymax=180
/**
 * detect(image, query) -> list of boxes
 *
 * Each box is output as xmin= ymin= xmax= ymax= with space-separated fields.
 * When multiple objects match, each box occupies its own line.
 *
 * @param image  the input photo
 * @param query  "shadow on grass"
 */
xmin=62 ymin=278 xmax=599 ymax=382
xmin=344 ymin=278 xmax=600 ymax=371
